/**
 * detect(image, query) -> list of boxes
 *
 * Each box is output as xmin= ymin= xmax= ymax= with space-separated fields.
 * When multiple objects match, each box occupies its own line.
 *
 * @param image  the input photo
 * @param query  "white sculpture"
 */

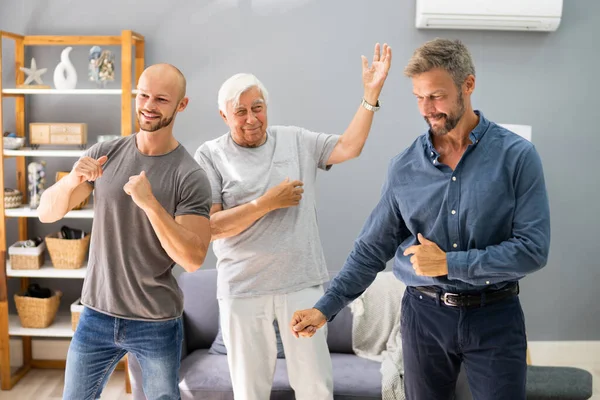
xmin=20 ymin=58 xmax=48 ymax=85
xmin=53 ymin=47 xmax=77 ymax=90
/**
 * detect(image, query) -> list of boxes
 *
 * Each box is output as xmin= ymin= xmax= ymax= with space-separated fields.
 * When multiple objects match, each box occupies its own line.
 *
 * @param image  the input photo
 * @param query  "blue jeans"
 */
xmin=63 ymin=307 xmax=183 ymax=400
xmin=401 ymin=287 xmax=527 ymax=400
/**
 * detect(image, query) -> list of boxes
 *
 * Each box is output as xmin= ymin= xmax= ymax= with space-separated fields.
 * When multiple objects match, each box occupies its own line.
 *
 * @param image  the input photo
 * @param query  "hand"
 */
xmin=403 ymin=233 xmax=448 ymax=277
xmin=263 ymin=178 xmax=304 ymax=211
xmin=362 ymin=43 xmax=392 ymax=104
xmin=67 ymin=155 xmax=108 ymax=186
xmin=290 ymin=308 xmax=327 ymax=338
xmin=123 ymin=171 xmax=156 ymax=210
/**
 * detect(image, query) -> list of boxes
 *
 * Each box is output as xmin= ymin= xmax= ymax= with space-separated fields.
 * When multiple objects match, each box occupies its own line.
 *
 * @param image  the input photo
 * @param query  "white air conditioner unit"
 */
xmin=415 ymin=0 xmax=563 ymax=32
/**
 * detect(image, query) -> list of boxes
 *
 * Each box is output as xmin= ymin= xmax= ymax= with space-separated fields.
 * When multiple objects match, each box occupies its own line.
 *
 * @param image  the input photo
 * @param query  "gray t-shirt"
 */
xmin=81 ymin=134 xmax=211 ymax=321
xmin=194 ymin=125 xmax=339 ymax=298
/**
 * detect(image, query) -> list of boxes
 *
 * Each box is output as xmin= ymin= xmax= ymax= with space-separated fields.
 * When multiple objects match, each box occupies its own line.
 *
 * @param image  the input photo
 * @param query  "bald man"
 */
xmin=38 ymin=64 xmax=212 ymax=400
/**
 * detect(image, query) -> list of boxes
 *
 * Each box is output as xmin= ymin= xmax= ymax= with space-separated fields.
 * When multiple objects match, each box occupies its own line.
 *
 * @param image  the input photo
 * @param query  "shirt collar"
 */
xmin=424 ymin=110 xmax=489 ymax=157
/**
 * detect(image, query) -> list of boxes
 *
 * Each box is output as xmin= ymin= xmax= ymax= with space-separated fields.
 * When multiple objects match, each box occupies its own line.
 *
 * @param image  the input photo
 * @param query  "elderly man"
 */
xmin=194 ymin=43 xmax=392 ymax=400
xmin=39 ymin=64 xmax=212 ymax=400
xmin=291 ymin=38 xmax=551 ymax=400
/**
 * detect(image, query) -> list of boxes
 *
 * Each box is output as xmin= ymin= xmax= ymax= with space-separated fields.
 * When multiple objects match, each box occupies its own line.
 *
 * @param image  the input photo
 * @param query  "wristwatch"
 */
xmin=361 ymin=98 xmax=380 ymax=112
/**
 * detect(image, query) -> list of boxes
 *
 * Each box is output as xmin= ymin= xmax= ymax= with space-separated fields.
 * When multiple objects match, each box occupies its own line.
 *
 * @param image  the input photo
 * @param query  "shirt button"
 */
xmin=430 ymin=152 xmax=434 ymax=156
xmin=452 ymin=176 xmax=456 ymax=181
xmin=451 ymin=210 xmax=456 ymax=215
xmin=452 ymin=243 xmax=458 ymax=248
xmin=433 ymin=159 xmax=437 ymax=164
xmin=486 ymin=281 xmax=490 ymax=284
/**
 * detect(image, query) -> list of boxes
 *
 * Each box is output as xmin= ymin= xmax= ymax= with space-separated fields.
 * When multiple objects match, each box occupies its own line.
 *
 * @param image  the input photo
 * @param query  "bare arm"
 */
xmin=38 ymin=155 xmax=107 ymax=223
xmin=144 ymin=204 xmax=211 ymax=272
xmin=327 ymin=43 xmax=392 ymax=165
xmin=123 ymin=171 xmax=211 ymax=272
xmin=210 ymin=178 xmax=304 ymax=241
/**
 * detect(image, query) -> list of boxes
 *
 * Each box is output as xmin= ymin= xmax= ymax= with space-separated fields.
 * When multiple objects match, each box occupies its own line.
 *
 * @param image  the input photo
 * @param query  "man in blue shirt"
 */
xmin=290 ymin=38 xmax=550 ymax=399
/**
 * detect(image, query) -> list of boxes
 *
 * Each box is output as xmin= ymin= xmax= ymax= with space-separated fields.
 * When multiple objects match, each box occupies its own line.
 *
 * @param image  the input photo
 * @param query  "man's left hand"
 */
xmin=123 ymin=171 xmax=156 ymax=211
xmin=362 ymin=42 xmax=392 ymax=104
xmin=404 ymin=233 xmax=448 ymax=277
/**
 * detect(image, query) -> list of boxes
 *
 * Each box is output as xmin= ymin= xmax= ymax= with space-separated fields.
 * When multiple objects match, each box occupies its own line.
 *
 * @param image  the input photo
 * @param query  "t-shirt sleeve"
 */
xmin=194 ymin=145 xmax=223 ymax=205
xmin=175 ymin=168 xmax=212 ymax=218
xmin=299 ymin=127 xmax=340 ymax=170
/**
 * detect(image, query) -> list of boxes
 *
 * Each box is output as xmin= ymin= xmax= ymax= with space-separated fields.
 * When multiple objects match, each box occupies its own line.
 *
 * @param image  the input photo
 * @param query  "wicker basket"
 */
xmin=71 ymin=298 xmax=83 ymax=331
xmin=14 ymin=290 xmax=62 ymax=328
xmin=55 ymin=172 xmax=90 ymax=210
xmin=45 ymin=232 xmax=90 ymax=269
xmin=4 ymin=188 xmax=22 ymax=209
xmin=8 ymin=241 xmax=46 ymax=270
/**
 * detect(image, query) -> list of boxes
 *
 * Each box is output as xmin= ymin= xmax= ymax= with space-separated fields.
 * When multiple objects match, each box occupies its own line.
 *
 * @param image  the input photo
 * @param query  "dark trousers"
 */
xmin=401 ymin=286 xmax=527 ymax=400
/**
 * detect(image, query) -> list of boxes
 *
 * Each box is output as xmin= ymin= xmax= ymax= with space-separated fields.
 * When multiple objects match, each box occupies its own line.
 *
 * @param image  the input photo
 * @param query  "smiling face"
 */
xmin=135 ymin=65 xmax=188 ymax=133
xmin=412 ymin=68 xmax=472 ymax=136
xmin=220 ymin=86 xmax=268 ymax=147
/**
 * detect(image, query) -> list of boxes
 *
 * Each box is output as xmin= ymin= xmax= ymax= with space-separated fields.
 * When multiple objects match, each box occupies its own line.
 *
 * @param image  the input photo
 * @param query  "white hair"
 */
xmin=217 ymin=73 xmax=269 ymax=115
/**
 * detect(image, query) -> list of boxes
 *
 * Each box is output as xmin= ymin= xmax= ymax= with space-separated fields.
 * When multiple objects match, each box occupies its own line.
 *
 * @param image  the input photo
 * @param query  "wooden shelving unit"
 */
xmin=0 ymin=30 xmax=144 ymax=392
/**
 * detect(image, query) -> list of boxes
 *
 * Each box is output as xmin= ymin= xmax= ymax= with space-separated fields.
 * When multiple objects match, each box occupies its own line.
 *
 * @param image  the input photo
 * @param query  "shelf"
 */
xmin=4 ymin=148 xmax=85 ymax=158
xmin=7 ymin=262 xmax=87 ymax=279
xmin=9 ymin=314 xmax=73 ymax=338
xmin=2 ymin=88 xmax=130 ymax=95
xmin=5 ymin=206 xmax=93 ymax=219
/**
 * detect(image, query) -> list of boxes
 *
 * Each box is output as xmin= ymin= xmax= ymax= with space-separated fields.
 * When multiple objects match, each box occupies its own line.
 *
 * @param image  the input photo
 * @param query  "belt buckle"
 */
xmin=442 ymin=292 xmax=460 ymax=306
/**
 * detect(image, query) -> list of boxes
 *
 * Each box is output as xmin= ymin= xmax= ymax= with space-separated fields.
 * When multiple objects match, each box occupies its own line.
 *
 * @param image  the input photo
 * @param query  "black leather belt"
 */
xmin=414 ymin=283 xmax=519 ymax=307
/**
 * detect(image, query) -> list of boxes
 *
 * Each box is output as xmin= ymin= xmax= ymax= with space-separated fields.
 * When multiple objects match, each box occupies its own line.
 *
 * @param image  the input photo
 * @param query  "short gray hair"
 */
xmin=218 ymin=73 xmax=269 ymax=115
xmin=404 ymin=38 xmax=475 ymax=87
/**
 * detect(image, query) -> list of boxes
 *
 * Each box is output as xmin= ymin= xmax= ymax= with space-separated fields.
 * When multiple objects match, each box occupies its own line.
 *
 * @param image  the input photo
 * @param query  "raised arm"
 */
xmin=327 ymin=43 xmax=392 ymax=165
xmin=38 ymin=156 xmax=107 ymax=223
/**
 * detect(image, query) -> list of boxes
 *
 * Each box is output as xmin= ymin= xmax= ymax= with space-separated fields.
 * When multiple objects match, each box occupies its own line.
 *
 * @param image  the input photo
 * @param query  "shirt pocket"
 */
xmin=270 ymin=157 xmax=300 ymax=184
xmin=466 ymin=180 xmax=513 ymax=228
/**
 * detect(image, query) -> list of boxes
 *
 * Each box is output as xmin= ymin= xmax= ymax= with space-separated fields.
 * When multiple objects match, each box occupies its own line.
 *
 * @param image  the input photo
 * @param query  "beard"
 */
xmin=425 ymin=91 xmax=465 ymax=137
xmin=137 ymin=109 xmax=176 ymax=133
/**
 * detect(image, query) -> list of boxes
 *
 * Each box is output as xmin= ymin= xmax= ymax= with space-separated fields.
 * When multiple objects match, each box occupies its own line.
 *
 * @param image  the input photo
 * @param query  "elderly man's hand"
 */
xmin=362 ymin=43 xmax=392 ymax=105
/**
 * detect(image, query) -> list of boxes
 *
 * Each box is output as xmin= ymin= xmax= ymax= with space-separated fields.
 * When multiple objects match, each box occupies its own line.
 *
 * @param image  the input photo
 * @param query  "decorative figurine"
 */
xmin=19 ymin=58 xmax=50 ymax=88
xmin=53 ymin=47 xmax=77 ymax=90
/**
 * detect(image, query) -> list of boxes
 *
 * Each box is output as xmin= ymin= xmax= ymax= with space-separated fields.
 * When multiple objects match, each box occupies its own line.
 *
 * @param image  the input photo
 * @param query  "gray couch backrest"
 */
xmin=177 ymin=268 xmax=354 ymax=355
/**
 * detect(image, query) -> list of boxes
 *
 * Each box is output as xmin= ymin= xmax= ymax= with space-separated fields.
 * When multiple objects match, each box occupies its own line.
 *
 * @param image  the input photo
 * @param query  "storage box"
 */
xmin=29 ymin=122 xmax=87 ymax=148
xmin=45 ymin=232 xmax=90 ymax=269
xmin=14 ymin=290 xmax=62 ymax=328
xmin=71 ymin=298 xmax=83 ymax=331
xmin=8 ymin=241 xmax=46 ymax=270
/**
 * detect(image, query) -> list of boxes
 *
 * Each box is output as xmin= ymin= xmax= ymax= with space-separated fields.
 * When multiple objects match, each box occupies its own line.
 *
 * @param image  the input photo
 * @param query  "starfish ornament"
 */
xmin=20 ymin=58 xmax=48 ymax=85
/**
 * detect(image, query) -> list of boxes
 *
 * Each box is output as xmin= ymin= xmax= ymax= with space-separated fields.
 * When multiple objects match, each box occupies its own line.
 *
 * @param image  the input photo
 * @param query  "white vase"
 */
xmin=53 ymin=47 xmax=78 ymax=90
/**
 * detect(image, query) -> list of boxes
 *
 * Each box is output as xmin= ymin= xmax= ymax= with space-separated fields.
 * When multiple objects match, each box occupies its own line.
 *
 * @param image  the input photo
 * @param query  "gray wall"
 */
xmin=1 ymin=0 xmax=598 ymax=340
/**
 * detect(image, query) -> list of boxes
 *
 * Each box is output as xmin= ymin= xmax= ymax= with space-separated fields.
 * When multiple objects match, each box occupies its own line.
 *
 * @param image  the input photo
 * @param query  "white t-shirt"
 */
xmin=195 ymin=125 xmax=339 ymax=298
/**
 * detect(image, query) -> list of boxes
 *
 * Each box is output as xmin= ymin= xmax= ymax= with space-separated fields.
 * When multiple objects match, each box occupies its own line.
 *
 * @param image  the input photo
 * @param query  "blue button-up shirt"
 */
xmin=315 ymin=111 xmax=551 ymax=320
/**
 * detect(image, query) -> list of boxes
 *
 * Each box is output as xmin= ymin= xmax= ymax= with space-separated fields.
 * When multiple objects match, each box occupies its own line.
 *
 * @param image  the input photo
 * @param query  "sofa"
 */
xmin=128 ymin=269 xmax=593 ymax=400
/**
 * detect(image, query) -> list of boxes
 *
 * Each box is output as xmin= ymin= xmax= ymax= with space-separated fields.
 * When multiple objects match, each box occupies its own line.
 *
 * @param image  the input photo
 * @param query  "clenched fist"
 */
xmin=123 ymin=171 xmax=156 ymax=210
xmin=263 ymin=178 xmax=304 ymax=211
xmin=67 ymin=155 xmax=108 ymax=186
xmin=289 ymin=308 xmax=327 ymax=338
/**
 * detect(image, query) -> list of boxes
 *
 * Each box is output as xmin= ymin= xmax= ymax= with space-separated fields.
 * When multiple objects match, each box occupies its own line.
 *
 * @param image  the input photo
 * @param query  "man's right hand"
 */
xmin=290 ymin=308 xmax=327 ymax=338
xmin=67 ymin=155 xmax=108 ymax=186
xmin=263 ymin=178 xmax=304 ymax=210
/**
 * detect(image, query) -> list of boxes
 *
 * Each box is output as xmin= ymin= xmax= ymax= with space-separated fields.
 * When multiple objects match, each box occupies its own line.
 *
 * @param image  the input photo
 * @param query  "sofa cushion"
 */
xmin=178 ymin=349 xmax=382 ymax=400
xmin=178 ymin=269 xmax=220 ymax=352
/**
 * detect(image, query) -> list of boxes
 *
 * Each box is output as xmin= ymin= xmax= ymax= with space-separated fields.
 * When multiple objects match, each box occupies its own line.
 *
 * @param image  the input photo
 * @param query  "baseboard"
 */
xmin=9 ymin=339 xmax=600 ymax=367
